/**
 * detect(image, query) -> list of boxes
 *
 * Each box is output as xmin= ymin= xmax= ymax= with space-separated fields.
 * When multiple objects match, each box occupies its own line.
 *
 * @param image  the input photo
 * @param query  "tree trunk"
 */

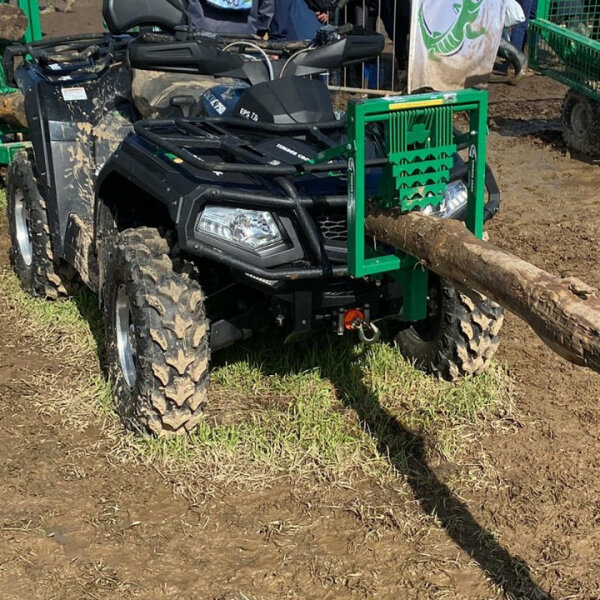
xmin=0 ymin=4 xmax=28 ymax=41
xmin=0 ymin=91 xmax=27 ymax=129
xmin=365 ymin=210 xmax=600 ymax=373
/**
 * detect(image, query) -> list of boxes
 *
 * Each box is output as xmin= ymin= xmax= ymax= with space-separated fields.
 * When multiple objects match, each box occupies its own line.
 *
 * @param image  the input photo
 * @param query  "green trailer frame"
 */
xmin=530 ymin=0 xmax=600 ymax=101
xmin=313 ymin=89 xmax=489 ymax=321
xmin=0 ymin=0 xmax=42 ymax=165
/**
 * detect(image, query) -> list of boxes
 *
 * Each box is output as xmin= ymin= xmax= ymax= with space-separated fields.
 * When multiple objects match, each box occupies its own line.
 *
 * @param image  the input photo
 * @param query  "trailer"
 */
xmin=530 ymin=0 xmax=600 ymax=154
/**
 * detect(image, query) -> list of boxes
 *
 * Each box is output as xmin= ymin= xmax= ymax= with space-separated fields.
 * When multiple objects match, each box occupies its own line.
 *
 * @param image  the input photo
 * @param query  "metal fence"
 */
xmin=327 ymin=0 xmax=409 ymax=95
xmin=530 ymin=0 xmax=600 ymax=98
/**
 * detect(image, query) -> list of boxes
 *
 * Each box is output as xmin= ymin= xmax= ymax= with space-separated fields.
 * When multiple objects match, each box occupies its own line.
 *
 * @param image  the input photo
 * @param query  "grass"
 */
xmin=0 ymin=190 xmax=514 ymax=497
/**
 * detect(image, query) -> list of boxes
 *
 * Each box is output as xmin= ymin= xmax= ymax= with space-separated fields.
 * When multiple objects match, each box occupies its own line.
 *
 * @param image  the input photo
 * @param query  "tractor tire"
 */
xmin=561 ymin=90 xmax=600 ymax=156
xmin=103 ymin=227 xmax=209 ymax=436
xmin=395 ymin=277 xmax=504 ymax=381
xmin=6 ymin=152 xmax=76 ymax=299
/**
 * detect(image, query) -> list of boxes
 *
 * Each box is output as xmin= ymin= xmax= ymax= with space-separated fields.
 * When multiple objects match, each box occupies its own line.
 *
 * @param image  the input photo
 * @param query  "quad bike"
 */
xmin=6 ymin=0 xmax=503 ymax=436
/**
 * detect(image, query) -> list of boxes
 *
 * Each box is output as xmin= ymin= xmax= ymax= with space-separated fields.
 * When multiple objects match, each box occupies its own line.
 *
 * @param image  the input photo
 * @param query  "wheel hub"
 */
xmin=13 ymin=188 xmax=33 ymax=266
xmin=115 ymin=285 xmax=137 ymax=388
xmin=571 ymin=102 xmax=591 ymax=138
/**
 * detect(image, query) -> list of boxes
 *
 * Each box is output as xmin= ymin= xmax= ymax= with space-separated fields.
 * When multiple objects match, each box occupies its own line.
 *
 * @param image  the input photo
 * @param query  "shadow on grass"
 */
xmin=71 ymin=288 xmax=106 ymax=368
xmin=218 ymin=334 xmax=553 ymax=600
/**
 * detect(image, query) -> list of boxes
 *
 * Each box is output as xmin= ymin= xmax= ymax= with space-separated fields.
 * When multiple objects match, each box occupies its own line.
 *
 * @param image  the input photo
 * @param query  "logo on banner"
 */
xmin=418 ymin=0 xmax=486 ymax=59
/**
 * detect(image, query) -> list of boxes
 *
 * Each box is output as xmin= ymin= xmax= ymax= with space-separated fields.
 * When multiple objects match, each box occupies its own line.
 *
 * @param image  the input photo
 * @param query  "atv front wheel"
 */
xmin=395 ymin=277 xmax=504 ymax=381
xmin=103 ymin=227 xmax=209 ymax=436
xmin=561 ymin=90 xmax=600 ymax=155
xmin=6 ymin=152 xmax=76 ymax=299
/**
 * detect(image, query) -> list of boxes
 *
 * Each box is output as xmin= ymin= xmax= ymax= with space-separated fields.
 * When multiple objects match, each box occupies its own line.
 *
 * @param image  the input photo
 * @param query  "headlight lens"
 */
xmin=195 ymin=206 xmax=284 ymax=251
xmin=422 ymin=180 xmax=468 ymax=218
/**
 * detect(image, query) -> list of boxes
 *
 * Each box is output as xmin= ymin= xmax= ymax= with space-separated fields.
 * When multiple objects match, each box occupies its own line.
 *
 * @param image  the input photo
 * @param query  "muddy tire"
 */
xmin=103 ymin=227 xmax=209 ymax=436
xmin=561 ymin=90 xmax=600 ymax=156
xmin=6 ymin=152 xmax=76 ymax=299
xmin=395 ymin=277 xmax=504 ymax=381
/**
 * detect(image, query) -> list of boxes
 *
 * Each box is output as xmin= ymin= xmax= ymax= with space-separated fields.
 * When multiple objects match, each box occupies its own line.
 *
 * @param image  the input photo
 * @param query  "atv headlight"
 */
xmin=423 ymin=180 xmax=468 ymax=218
xmin=195 ymin=206 xmax=284 ymax=251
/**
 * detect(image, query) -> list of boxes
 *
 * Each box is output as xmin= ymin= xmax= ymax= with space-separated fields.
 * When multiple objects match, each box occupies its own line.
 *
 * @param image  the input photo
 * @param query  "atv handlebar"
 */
xmin=4 ymin=33 xmax=131 ymax=86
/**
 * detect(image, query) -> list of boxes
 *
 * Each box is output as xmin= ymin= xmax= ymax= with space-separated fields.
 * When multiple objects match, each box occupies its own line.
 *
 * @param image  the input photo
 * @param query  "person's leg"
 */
xmin=351 ymin=0 xmax=377 ymax=31
xmin=510 ymin=0 xmax=536 ymax=51
xmin=348 ymin=0 xmax=379 ymax=87
xmin=382 ymin=0 xmax=410 ymax=68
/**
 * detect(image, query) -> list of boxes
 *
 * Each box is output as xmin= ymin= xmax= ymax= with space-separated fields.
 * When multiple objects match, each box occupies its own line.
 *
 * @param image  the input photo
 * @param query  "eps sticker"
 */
xmin=61 ymin=87 xmax=88 ymax=101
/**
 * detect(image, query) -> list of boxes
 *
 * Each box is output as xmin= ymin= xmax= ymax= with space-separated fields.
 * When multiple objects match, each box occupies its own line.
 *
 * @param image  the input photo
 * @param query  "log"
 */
xmin=0 ymin=91 xmax=27 ymax=129
xmin=0 ymin=4 xmax=28 ymax=41
xmin=365 ymin=210 xmax=600 ymax=373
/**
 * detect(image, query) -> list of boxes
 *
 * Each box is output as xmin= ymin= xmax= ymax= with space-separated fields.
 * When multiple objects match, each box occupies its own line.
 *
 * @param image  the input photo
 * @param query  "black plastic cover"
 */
xmin=233 ymin=78 xmax=335 ymax=124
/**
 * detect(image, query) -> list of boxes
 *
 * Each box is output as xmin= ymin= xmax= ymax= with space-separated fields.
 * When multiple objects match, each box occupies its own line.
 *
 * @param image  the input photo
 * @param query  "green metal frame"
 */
xmin=0 ymin=0 xmax=42 ymax=165
xmin=530 ymin=0 xmax=600 ymax=102
xmin=314 ymin=89 xmax=489 ymax=321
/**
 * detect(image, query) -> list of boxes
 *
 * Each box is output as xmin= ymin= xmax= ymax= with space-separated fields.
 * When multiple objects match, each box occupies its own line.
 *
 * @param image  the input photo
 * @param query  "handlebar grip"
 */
xmin=336 ymin=23 xmax=353 ymax=35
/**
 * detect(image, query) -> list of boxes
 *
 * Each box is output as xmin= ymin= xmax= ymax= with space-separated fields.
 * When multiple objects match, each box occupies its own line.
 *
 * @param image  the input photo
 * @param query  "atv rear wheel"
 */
xmin=561 ymin=90 xmax=600 ymax=155
xmin=103 ymin=227 xmax=209 ymax=436
xmin=395 ymin=277 xmax=503 ymax=381
xmin=6 ymin=152 xmax=76 ymax=299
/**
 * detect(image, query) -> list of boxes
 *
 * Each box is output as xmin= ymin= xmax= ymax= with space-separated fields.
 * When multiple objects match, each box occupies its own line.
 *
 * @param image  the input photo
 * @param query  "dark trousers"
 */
xmin=510 ymin=0 xmax=538 ymax=51
xmin=381 ymin=0 xmax=411 ymax=67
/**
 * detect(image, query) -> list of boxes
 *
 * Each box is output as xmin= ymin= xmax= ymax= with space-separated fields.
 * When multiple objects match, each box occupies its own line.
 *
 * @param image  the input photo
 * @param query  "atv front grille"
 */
xmin=315 ymin=213 xmax=347 ymax=243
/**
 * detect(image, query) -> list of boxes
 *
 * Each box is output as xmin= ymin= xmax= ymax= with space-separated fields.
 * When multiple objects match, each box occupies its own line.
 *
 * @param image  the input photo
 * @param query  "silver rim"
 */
xmin=571 ymin=102 xmax=590 ymax=138
xmin=14 ymin=189 xmax=33 ymax=266
xmin=115 ymin=285 xmax=137 ymax=388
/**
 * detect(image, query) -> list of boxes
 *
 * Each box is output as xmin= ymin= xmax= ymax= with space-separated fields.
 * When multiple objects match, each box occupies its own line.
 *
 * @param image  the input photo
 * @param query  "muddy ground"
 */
xmin=1 ymin=3 xmax=600 ymax=599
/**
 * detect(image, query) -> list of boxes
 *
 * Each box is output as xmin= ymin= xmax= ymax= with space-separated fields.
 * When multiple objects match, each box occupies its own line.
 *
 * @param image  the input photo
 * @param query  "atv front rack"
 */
xmin=4 ymin=32 xmax=131 ymax=86
xmin=134 ymin=116 xmax=389 ymax=177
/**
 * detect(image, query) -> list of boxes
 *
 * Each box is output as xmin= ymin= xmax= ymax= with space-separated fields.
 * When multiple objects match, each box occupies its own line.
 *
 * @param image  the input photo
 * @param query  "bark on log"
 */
xmin=0 ymin=4 xmax=28 ymax=41
xmin=365 ymin=210 xmax=600 ymax=373
xmin=0 ymin=91 xmax=27 ymax=129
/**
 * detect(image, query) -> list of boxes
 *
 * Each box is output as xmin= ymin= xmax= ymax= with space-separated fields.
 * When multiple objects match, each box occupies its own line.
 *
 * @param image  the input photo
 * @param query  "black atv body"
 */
xmin=9 ymin=19 xmax=499 ymax=348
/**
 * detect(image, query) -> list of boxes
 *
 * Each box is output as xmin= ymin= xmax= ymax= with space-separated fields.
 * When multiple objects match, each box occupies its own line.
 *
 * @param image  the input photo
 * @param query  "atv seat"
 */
xmin=102 ymin=0 xmax=187 ymax=34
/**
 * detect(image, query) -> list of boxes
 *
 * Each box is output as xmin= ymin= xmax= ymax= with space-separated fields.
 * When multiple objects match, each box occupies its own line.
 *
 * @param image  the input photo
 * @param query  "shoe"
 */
xmin=497 ymin=39 xmax=528 ymax=84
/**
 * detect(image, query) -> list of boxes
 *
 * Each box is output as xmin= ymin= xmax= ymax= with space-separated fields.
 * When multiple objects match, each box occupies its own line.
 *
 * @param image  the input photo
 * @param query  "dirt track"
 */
xmin=1 ymin=3 xmax=600 ymax=598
